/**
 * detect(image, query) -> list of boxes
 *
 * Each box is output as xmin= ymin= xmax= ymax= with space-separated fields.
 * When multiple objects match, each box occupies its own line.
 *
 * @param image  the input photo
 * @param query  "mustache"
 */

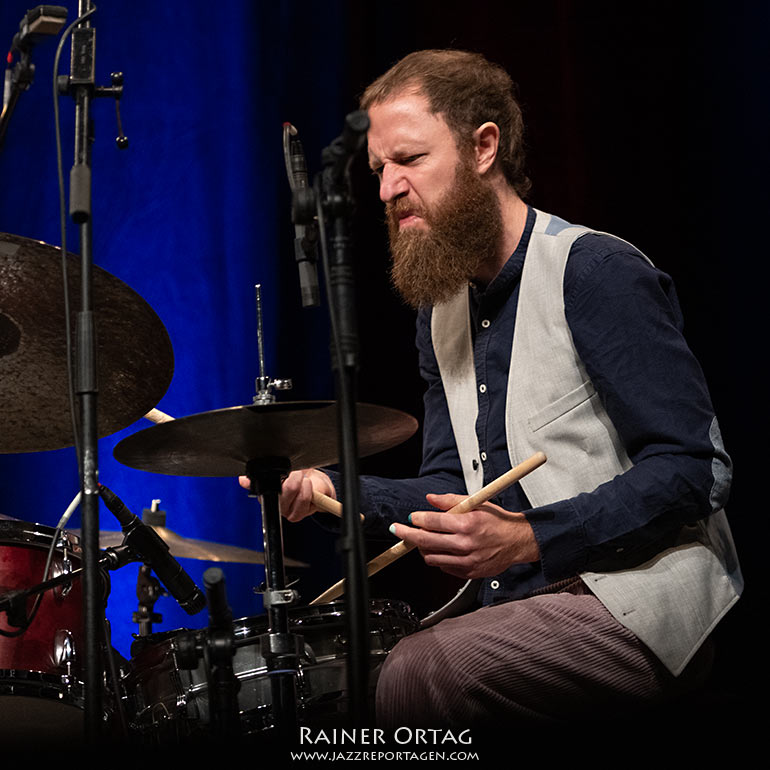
xmin=386 ymin=198 xmax=427 ymax=222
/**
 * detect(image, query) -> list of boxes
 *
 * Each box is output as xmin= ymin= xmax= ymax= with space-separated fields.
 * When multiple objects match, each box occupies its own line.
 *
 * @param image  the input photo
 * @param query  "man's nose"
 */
xmin=379 ymin=164 xmax=409 ymax=203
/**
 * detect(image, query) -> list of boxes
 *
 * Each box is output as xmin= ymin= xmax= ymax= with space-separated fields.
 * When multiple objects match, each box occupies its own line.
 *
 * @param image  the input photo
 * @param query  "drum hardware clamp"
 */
xmin=259 ymin=587 xmax=300 ymax=609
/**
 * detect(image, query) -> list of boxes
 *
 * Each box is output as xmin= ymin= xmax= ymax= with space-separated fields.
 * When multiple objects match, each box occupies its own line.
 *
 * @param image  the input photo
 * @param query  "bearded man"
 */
xmin=264 ymin=50 xmax=742 ymax=727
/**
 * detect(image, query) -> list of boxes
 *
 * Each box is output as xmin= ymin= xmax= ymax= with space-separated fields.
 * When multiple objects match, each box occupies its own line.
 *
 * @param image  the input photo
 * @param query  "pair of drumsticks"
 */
xmin=309 ymin=451 xmax=546 ymax=604
xmin=144 ymin=409 xmax=546 ymax=605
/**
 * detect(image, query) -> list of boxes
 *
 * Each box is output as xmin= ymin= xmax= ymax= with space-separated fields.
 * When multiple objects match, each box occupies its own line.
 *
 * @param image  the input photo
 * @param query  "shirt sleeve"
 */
xmin=326 ymin=307 xmax=468 ymax=538
xmin=527 ymin=236 xmax=732 ymax=582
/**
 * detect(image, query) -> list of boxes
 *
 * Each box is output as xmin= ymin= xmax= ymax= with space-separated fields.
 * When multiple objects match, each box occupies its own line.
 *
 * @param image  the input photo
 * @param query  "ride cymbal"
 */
xmin=0 ymin=233 xmax=174 ymax=453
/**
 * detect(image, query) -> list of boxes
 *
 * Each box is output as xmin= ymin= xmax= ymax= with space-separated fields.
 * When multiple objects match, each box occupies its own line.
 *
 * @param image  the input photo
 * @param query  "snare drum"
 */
xmin=124 ymin=599 xmax=420 ymax=740
xmin=0 ymin=519 xmax=85 ymax=740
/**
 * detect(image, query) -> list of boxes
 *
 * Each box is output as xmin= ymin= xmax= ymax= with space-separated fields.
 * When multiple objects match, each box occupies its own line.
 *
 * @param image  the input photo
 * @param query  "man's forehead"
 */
xmin=366 ymin=92 xmax=452 ymax=162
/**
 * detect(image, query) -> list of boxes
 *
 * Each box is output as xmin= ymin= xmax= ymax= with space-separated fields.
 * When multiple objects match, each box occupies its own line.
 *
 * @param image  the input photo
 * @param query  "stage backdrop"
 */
xmin=1 ymin=2 xmax=763 ymax=696
xmin=0 ymin=1 xmax=348 ymax=657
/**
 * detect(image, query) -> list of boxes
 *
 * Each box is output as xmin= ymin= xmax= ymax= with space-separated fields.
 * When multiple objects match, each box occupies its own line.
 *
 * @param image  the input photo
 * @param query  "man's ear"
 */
xmin=474 ymin=122 xmax=500 ymax=175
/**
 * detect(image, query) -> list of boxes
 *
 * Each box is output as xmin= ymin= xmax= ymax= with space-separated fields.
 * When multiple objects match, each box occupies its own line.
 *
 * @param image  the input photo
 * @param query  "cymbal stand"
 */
xmin=133 ymin=565 xmax=163 ymax=637
xmin=246 ymin=457 xmax=301 ymax=738
xmin=253 ymin=283 xmax=292 ymax=404
xmin=132 ymin=499 xmax=165 ymax=636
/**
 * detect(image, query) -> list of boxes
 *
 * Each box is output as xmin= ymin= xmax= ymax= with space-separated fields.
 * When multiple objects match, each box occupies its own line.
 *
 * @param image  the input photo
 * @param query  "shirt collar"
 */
xmin=470 ymin=205 xmax=536 ymax=300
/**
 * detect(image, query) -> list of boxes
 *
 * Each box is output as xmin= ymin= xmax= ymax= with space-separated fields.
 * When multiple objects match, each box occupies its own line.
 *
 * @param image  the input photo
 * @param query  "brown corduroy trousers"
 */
xmin=375 ymin=579 xmax=714 ymax=728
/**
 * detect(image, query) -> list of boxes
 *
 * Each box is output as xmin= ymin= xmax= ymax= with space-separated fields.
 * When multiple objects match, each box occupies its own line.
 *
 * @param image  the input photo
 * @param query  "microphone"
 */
xmin=204 ymin=567 xmax=233 ymax=631
xmin=322 ymin=110 xmax=369 ymax=186
xmin=2 ymin=6 xmax=67 ymax=147
xmin=99 ymin=485 xmax=206 ymax=615
xmin=283 ymin=123 xmax=320 ymax=308
xmin=10 ymin=6 xmax=68 ymax=54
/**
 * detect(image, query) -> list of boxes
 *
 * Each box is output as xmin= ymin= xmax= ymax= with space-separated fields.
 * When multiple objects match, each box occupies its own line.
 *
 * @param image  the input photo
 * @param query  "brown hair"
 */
xmin=361 ymin=49 xmax=531 ymax=198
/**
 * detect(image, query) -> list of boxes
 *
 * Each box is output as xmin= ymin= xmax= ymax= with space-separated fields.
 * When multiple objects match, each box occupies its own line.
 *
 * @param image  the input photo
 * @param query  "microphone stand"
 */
xmin=295 ymin=111 xmax=370 ymax=725
xmin=56 ymin=1 xmax=127 ymax=740
xmin=68 ymin=2 xmax=100 ymax=740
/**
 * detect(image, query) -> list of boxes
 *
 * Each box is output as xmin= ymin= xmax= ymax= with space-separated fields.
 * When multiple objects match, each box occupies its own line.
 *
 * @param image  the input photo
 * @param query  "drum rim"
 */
xmin=0 ymin=519 xmax=81 ymax=553
xmin=0 ymin=668 xmax=85 ymax=708
xmin=129 ymin=598 xmax=420 ymax=652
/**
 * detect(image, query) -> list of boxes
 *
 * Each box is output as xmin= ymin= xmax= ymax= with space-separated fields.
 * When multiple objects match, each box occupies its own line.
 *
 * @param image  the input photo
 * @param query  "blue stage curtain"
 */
xmin=0 ymin=0 xmax=344 ymax=656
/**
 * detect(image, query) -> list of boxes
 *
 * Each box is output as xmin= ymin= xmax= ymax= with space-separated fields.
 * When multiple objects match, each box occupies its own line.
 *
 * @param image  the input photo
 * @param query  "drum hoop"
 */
xmin=0 ymin=520 xmax=81 ymax=555
xmin=0 ymin=669 xmax=84 ymax=707
xmin=130 ymin=598 xmax=420 ymax=663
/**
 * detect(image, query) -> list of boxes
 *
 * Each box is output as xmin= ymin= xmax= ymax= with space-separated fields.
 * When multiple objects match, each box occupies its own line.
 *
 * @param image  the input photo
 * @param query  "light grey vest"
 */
xmin=431 ymin=208 xmax=743 ymax=675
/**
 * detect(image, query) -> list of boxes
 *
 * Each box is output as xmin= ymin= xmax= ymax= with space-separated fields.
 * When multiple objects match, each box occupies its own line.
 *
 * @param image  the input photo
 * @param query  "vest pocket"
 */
xmin=527 ymin=379 xmax=597 ymax=432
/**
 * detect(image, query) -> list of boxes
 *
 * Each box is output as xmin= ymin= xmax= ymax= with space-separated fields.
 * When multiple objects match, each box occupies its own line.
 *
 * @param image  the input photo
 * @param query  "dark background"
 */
xmin=0 ymin=0 xmax=762 ymax=732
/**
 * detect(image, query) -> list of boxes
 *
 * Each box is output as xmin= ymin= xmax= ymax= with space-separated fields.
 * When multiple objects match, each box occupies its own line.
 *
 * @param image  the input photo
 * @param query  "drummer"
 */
xmin=247 ymin=50 xmax=742 ymax=727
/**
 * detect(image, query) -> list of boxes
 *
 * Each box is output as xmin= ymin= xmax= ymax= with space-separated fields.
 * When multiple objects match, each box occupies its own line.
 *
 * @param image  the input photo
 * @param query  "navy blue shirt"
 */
xmin=337 ymin=206 xmax=729 ymax=604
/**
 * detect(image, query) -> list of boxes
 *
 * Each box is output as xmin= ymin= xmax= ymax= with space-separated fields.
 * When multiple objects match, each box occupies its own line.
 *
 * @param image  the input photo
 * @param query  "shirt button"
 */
xmin=490 ymin=580 xmax=500 ymax=590
xmin=479 ymin=383 xmax=487 ymax=393
xmin=481 ymin=319 xmax=490 ymax=328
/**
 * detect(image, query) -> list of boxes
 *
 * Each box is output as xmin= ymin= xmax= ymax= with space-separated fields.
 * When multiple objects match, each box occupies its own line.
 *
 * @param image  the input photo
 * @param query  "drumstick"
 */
xmin=312 ymin=491 xmax=365 ymax=522
xmin=310 ymin=450 xmax=547 ymax=605
xmin=144 ymin=408 xmax=175 ymax=424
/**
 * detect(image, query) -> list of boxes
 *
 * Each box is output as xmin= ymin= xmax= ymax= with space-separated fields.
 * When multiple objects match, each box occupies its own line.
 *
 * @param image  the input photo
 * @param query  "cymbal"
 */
xmin=113 ymin=401 xmax=418 ymax=476
xmin=0 ymin=232 xmax=174 ymax=453
xmin=82 ymin=526 xmax=308 ymax=567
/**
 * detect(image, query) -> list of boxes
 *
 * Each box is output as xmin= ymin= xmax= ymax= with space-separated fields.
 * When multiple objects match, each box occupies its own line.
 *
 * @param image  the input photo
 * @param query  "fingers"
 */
xmin=408 ymin=502 xmax=523 ymax=534
xmin=390 ymin=502 xmax=536 ymax=579
xmin=281 ymin=469 xmax=336 ymax=523
xmin=240 ymin=469 xmax=336 ymax=522
xmin=424 ymin=492 xmax=467 ymax=511
xmin=390 ymin=511 xmax=473 ymax=553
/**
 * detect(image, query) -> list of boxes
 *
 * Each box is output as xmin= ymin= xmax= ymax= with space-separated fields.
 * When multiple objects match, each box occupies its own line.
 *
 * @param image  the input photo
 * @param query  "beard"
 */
xmin=387 ymin=159 xmax=504 ymax=308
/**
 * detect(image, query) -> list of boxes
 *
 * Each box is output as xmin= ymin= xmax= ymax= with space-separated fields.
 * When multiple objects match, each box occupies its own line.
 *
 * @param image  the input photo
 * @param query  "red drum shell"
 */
xmin=0 ymin=520 xmax=83 ymax=675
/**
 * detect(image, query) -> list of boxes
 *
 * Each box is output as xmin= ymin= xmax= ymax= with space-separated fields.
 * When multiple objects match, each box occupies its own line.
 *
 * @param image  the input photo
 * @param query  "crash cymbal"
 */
xmin=91 ymin=526 xmax=308 ymax=567
xmin=0 ymin=232 xmax=174 ymax=453
xmin=113 ymin=401 xmax=418 ymax=476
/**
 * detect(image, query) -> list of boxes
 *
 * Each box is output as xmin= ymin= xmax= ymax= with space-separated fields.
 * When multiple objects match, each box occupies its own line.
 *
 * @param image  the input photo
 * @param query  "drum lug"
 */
xmin=53 ymin=628 xmax=76 ymax=667
xmin=53 ymin=541 xmax=75 ymax=598
xmin=53 ymin=629 xmax=77 ymax=694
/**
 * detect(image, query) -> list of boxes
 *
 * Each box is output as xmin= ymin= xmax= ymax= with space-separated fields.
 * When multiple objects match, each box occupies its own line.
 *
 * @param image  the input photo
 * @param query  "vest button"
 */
xmin=479 ymin=383 xmax=487 ymax=393
xmin=490 ymin=580 xmax=500 ymax=590
xmin=481 ymin=319 xmax=490 ymax=328
xmin=480 ymin=452 xmax=487 ymax=461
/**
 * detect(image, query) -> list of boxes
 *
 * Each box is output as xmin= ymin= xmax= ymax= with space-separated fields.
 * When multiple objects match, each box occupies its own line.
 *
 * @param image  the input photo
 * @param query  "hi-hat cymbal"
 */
xmin=0 ymin=232 xmax=174 ymax=453
xmin=90 ymin=526 xmax=308 ymax=567
xmin=113 ymin=401 xmax=419 ymax=476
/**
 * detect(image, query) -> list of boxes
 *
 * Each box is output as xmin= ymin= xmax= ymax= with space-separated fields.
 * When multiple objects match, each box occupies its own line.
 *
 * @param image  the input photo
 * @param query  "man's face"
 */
xmin=367 ymin=90 xmax=463 ymax=231
xmin=367 ymin=90 xmax=503 ymax=307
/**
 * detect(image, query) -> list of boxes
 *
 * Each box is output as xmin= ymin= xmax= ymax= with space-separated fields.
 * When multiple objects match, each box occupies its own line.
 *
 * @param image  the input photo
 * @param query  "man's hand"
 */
xmin=238 ymin=468 xmax=335 ymax=522
xmin=390 ymin=493 xmax=540 ymax=579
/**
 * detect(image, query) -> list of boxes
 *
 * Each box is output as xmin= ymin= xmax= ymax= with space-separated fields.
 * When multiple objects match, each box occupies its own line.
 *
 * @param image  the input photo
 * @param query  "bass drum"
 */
xmin=123 ymin=599 xmax=419 ymax=741
xmin=0 ymin=519 xmax=85 ymax=742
